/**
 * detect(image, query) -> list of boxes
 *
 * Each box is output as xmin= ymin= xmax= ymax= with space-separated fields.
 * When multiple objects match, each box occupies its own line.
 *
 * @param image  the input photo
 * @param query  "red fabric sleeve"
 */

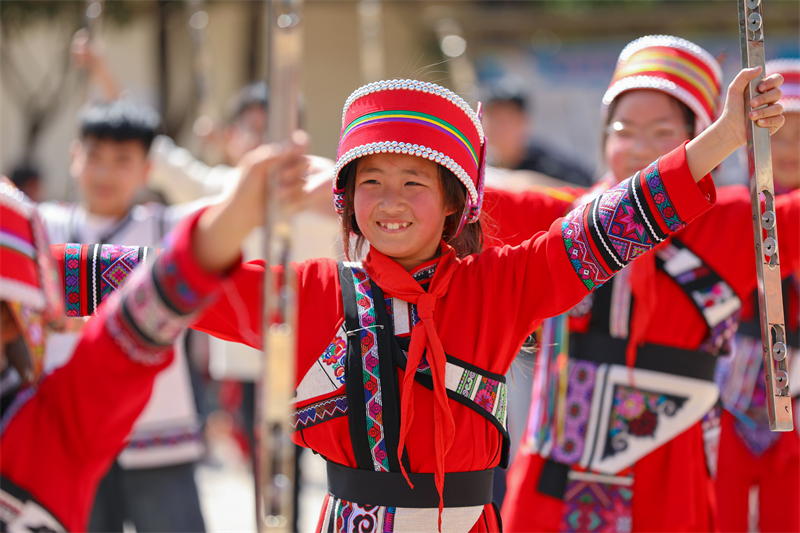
xmin=192 ymin=256 xmax=344 ymax=389
xmin=458 ymin=144 xmax=717 ymax=375
xmin=0 ymin=208 xmax=235 ymax=531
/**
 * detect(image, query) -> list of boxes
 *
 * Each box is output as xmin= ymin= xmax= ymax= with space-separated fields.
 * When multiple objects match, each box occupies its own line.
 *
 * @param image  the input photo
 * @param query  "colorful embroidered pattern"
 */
xmin=603 ymin=385 xmax=687 ymax=460
xmin=551 ymin=361 xmax=597 ymax=464
xmin=291 ymin=395 xmax=348 ymax=431
xmin=64 ymin=244 xmax=81 ymax=317
xmin=335 ymin=499 xmax=383 ymax=533
xmin=104 ymin=250 xmax=210 ymax=366
xmin=562 ymin=161 xmax=684 ymax=291
xmin=595 ymin=183 xmax=653 ymax=264
xmin=349 ymin=266 xmax=390 ymax=472
xmin=341 ymin=110 xmax=479 ymax=170
xmin=323 ymin=335 xmax=348 ymax=385
xmin=153 ymin=247 xmax=200 ymax=314
xmin=453 ymin=369 xmax=508 ymax=429
xmin=643 ymin=161 xmax=685 ymax=232
xmin=561 ymin=477 xmax=633 ymax=533
xmin=563 ymin=210 xmax=613 ymax=291
xmin=296 ymin=325 xmax=348 ymax=403
xmin=126 ymin=425 xmax=203 ymax=450
xmin=99 ymin=245 xmax=140 ymax=301
xmin=59 ymin=244 xmax=154 ymax=316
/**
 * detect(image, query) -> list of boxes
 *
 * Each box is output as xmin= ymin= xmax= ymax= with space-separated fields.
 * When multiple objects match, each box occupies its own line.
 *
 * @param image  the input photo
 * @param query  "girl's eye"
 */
xmin=405 ymin=181 xmax=423 ymax=186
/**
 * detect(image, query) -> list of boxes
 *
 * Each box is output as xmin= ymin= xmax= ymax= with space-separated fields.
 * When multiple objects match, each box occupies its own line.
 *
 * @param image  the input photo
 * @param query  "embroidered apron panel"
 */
xmin=560 ymin=471 xmax=633 ymax=533
xmin=583 ymin=365 xmax=718 ymax=474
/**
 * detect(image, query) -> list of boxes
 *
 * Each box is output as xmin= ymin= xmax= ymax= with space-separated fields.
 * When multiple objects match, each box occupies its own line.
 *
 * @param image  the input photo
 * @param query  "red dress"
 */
xmin=0 ymin=213 xmax=232 ymax=532
xmin=488 ymin=167 xmax=799 ymax=532
xmin=714 ymin=268 xmax=800 ymax=532
xmin=191 ymin=146 xmax=715 ymax=532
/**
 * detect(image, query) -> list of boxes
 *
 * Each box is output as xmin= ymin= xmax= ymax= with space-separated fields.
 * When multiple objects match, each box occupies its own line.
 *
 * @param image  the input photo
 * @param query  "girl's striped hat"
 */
xmin=767 ymin=58 xmax=800 ymax=113
xmin=0 ymin=178 xmax=64 ymax=382
xmin=603 ymin=35 xmax=723 ymax=135
xmin=333 ymin=79 xmax=486 ymax=226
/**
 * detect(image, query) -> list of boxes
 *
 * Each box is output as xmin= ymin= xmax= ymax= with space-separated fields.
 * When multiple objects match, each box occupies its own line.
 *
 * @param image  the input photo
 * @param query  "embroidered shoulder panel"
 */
xmin=295 ymin=324 xmax=348 ymax=404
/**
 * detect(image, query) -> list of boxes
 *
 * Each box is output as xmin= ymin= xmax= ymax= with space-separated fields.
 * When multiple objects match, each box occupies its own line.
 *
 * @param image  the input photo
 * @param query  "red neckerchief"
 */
xmin=363 ymin=242 xmax=459 ymax=529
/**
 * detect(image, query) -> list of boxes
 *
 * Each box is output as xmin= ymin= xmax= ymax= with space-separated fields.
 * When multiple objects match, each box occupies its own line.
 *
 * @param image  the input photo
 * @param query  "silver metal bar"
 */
xmin=256 ymin=0 xmax=303 ymax=530
xmin=738 ymin=0 xmax=793 ymax=432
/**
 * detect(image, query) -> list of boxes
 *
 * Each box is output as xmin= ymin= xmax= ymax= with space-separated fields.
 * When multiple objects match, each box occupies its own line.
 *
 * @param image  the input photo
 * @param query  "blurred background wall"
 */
xmin=1 ymin=0 xmax=798 ymax=201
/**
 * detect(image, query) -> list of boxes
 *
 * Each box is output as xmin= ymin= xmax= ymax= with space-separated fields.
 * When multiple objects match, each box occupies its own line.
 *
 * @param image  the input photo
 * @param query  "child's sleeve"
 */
xmin=485 ymin=142 xmax=716 ymax=341
xmin=0 ymin=209 xmax=236 ymax=524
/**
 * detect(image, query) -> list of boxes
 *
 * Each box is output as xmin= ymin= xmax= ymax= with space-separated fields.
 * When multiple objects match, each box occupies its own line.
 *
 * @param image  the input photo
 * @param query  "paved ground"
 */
xmin=196 ymin=436 xmax=327 ymax=533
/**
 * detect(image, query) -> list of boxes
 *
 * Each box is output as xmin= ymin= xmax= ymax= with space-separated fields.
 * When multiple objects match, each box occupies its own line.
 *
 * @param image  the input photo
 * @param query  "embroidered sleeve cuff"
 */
xmin=638 ymin=141 xmax=717 ymax=237
xmin=560 ymin=142 xmax=715 ymax=292
xmin=104 ymin=208 xmax=239 ymax=365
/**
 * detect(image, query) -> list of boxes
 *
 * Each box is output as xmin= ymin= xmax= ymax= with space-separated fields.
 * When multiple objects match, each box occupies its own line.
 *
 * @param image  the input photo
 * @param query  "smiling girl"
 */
xmin=494 ymin=37 xmax=799 ymax=533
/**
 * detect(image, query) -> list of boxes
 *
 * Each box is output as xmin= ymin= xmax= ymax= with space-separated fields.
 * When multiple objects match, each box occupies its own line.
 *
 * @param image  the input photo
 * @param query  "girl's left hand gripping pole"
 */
xmin=257 ymin=0 xmax=303 ymax=530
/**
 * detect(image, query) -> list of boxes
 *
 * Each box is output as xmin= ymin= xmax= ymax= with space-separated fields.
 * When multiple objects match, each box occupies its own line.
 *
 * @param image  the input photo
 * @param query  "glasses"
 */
xmin=606 ymin=121 xmax=693 ymax=146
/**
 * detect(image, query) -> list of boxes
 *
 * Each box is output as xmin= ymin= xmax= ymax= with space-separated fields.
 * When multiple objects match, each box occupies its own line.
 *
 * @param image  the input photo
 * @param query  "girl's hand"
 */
xmin=719 ymin=67 xmax=785 ymax=146
xmin=193 ymin=132 xmax=309 ymax=273
xmin=234 ymin=131 xmax=310 ymax=230
xmin=686 ymin=67 xmax=784 ymax=181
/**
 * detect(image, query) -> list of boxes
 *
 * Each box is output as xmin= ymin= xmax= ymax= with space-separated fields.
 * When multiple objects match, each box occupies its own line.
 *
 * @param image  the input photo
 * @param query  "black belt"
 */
xmin=326 ymin=462 xmax=493 ymax=508
xmin=569 ymin=332 xmax=718 ymax=382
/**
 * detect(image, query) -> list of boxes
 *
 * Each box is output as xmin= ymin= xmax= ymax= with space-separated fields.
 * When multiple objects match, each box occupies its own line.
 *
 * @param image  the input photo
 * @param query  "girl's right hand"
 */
xmin=192 ymin=132 xmax=309 ymax=273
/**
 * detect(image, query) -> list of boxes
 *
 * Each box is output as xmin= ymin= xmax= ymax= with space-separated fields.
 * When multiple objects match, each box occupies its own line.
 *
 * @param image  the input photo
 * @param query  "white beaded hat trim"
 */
xmin=333 ymin=140 xmax=479 ymax=207
xmin=340 ymin=79 xmax=485 ymax=145
xmin=602 ymin=75 xmax=712 ymax=134
xmin=617 ymin=35 xmax=722 ymax=85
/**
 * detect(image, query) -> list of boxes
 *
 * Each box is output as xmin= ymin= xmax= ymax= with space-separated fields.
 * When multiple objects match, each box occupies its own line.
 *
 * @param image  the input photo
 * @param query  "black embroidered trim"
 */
xmin=338 ymin=263 xmax=374 ymax=471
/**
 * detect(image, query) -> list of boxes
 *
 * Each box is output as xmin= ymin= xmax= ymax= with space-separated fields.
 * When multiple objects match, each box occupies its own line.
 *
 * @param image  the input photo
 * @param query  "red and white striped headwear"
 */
xmin=767 ymin=58 xmax=800 ymax=114
xmin=0 ymin=179 xmax=63 ymax=381
xmin=333 ymin=80 xmax=486 ymax=232
xmin=603 ymin=35 xmax=723 ymax=135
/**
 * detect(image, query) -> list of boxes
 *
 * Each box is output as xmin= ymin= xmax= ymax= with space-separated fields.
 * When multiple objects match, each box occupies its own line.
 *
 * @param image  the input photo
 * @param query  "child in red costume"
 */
xmin=159 ymin=67 xmax=781 ymax=532
xmin=497 ymin=37 xmax=799 ymax=533
xmin=0 ymin=142 xmax=306 ymax=532
xmin=714 ymin=58 xmax=800 ymax=533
